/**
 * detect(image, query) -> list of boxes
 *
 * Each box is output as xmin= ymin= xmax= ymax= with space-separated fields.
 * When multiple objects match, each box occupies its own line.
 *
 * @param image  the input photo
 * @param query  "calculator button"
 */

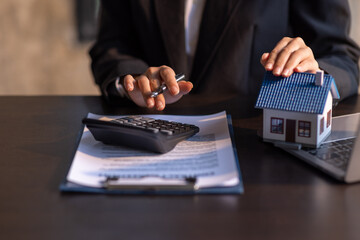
xmin=128 ymin=116 xmax=141 ymax=120
xmin=111 ymin=120 xmax=124 ymax=124
xmin=145 ymin=127 xmax=159 ymax=133
xmin=160 ymin=130 xmax=173 ymax=135
xmin=121 ymin=117 xmax=133 ymax=121
xmin=141 ymin=117 xmax=155 ymax=122
xmin=123 ymin=122 xmax=137 ymax=126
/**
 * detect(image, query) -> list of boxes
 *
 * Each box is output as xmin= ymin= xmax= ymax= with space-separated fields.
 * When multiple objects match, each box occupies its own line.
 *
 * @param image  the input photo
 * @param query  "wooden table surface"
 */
xmin=0 ymin=95 xmax=359 ymax=240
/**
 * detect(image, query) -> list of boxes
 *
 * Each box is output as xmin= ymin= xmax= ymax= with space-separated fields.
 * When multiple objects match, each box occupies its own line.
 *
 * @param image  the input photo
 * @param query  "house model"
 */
xmin=255 ymin=71 xmax=340 ymax=148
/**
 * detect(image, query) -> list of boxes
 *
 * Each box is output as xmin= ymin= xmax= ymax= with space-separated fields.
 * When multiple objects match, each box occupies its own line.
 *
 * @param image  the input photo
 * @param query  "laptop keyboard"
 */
xmin=302 ymin=138 xmax=355 ymax=171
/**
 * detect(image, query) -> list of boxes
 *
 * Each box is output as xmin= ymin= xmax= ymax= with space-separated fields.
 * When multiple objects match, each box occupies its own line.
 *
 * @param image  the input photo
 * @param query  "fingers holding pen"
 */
xmin=162 ymin=80 xmax=193 ymax=104
xmin=137 ymin=75 xmax=155 ymax=108
xmin=124 ymin=74 xmax=136 ymax=92
xmin=146 ymin=66 xmax=179 ymax=110
xmin=125 ymin=66 xmax=169 ymax=111
xmin=146 ymin=69 xmax=166 ymax=111
xmin=159 ymin=66 xmax=178 ymax=95
xmin=124 ymin=74 xmax=164 ymax=110
xmin=124 ymin=67 xmax=167 ymax=110
xmin=123 ymin=66 xmax=193 ymax=110
xmin=124 ymin=74 xmax=148 ymax=108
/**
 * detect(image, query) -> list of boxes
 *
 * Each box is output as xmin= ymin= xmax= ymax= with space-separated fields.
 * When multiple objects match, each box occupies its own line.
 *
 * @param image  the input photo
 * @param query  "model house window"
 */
xmin=327 ymin=110 xmax=331 ymax=128
xmin=320 ymin=117 xmax=324 ymax=135
xmin=298 ymin=121 xmax=311 ymax=138
xmin=271 ymin=118 xmax=284 ymax=134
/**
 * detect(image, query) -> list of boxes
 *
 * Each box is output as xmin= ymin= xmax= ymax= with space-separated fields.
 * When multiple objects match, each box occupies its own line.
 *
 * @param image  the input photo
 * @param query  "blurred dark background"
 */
xmin=0 ymin=0 xmax=358 ymax=95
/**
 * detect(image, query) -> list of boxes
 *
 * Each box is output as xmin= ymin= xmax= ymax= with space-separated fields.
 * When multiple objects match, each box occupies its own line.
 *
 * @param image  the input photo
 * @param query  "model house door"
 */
xmin=286 ymin=119 xmax=296 ymax=142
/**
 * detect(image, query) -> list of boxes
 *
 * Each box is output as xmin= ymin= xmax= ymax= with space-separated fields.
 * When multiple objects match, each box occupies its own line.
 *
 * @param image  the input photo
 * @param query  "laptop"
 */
xmin=276 ymin=113 xmax=360 ymax=183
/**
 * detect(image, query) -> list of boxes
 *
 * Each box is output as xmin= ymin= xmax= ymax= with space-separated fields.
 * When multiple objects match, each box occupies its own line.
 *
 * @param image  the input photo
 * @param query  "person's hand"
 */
xmin=123 ymin=66 xmax=193 ymax=111
xmin=260 ymin=37 xmax=320 ymax=77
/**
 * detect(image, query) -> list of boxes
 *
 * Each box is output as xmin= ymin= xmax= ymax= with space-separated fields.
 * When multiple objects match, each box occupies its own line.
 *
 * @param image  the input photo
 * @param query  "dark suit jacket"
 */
xmin=90 ymin=0 xmax=360 ymax=101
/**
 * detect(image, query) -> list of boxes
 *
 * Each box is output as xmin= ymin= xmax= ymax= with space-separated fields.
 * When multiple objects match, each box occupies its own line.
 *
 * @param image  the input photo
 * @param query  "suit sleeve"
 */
xmin=89 ymin=0 xmax=149 ymax=99
xmin=290 ymin=0 xmax=360 ymax=100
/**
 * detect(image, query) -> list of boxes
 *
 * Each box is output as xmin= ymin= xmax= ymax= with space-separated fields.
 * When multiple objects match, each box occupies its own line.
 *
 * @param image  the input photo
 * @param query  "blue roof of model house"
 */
xmin=255 ymin=71 xmax=340 ymax=114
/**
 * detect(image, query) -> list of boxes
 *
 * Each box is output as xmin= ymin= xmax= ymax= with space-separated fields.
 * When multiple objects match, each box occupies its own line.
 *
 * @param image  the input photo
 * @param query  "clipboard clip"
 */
xmin=103 ymin=176 xmax=198 ymax=191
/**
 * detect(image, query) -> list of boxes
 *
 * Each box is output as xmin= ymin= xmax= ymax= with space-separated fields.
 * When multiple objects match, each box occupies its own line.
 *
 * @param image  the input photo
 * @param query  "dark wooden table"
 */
xmin=0 ymin=95 xmax=359 ymax=240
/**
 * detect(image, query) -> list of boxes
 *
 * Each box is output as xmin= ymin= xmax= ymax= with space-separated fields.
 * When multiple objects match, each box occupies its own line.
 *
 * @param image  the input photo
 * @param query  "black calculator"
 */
xmin=82 ymin=116 xmax=200 ymax=153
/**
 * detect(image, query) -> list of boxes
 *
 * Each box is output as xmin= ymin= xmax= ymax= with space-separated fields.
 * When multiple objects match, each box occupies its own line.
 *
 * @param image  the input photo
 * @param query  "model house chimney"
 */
xmin=315 ymin=70 xmax=324 ymax=86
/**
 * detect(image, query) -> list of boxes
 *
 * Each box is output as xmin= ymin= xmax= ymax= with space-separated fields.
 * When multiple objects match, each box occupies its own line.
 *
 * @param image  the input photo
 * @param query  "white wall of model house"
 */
xmin=263 ymin=92 xmax=333 ymax=148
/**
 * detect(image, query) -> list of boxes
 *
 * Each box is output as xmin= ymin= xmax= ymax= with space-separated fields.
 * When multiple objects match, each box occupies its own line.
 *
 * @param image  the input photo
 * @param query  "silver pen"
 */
xmin=150 ymin=73 xmax=186 ymax=98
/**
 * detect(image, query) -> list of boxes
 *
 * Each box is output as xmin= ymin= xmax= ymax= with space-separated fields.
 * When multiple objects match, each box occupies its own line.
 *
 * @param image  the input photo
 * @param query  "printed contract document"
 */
xmin=66 ymin=111 xmax=241 ymax=189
